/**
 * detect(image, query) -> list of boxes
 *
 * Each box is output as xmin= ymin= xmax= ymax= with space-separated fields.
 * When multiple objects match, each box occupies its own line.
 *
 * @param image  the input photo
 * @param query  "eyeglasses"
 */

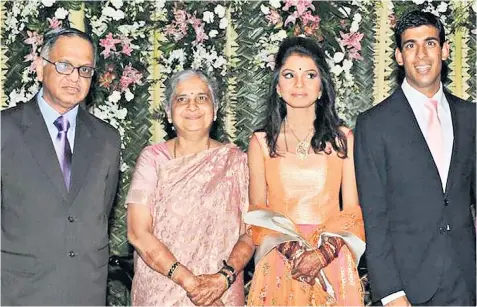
xmin=42 ymin=57 xmax=95 ymax=78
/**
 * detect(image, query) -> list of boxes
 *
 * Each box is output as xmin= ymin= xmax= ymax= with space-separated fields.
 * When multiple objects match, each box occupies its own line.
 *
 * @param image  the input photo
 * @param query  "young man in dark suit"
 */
xmin=1 ymin=28 xmax=121 ymax=305
xmin=354 ymin=10 xmax=476 ymax=306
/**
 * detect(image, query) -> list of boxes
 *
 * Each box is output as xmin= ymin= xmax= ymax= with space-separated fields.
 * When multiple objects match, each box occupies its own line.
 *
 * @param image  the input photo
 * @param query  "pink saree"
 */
xmin=126 ymin=142 xmax=248 ymax=306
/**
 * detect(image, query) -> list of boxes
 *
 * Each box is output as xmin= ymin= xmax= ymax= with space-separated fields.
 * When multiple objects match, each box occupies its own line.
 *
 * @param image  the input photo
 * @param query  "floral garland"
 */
xmin=255 ymin=0 xmax=372 ymax=125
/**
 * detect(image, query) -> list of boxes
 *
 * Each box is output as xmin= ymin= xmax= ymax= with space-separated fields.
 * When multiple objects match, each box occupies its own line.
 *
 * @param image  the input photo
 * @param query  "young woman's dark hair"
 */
xmin=263 ymin=36 xmax=347 ymax=158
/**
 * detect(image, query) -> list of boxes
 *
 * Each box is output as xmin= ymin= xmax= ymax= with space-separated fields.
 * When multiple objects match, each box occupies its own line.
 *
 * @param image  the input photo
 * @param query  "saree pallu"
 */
xmin=126 ymin=143 xmax=248 ymax=306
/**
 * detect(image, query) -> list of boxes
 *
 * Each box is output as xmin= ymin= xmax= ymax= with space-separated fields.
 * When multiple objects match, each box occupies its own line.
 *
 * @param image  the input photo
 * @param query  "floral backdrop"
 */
xmin=1 ymin=0 xmax=475 ymax=305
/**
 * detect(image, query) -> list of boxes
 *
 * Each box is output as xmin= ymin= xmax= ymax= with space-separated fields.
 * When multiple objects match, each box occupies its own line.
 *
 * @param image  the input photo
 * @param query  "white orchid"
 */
xmin=269 ymin=0 xmax=282 ymax=9
xmin=124 ymin=89 xmax=134 ymax=102
xmin=333 ymin=52 xmax=345 ymax=63
xmin=436 ymin=2 xmax=447 ymax=13
xmin=108 ymin=91 xmax=122 ymax=103
xmin=41 ymin=0 xmax=55 ymax=7
xmin=203 ymin=11 xmax=214 ymax=24
xmin=102 ymin=6 xmax=125 ymax=21
xmin=54 ymin=7 xmax=69 ymax=20
xmin=111 ymin=0 xmax=123 ymax=9
xmin=219 ymin=17 xmax=228 ymax=29
xmin=209 ymin=30 xmax=218 ymax=38
xmin=260 ymin=4 xmax=270 ymax=15
xmin=214 ymin=4 xmax=226 ymax=18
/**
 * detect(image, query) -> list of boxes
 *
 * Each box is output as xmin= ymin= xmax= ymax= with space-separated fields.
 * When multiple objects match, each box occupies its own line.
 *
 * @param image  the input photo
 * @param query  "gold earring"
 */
xmin=278 ymin=92 xmax=282 ymax=98
xmin=317 ymin=92 xmax=322 ymax=100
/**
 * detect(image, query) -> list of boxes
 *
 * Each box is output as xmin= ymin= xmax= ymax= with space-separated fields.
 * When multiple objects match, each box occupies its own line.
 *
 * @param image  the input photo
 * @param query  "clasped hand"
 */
xmin=183 ymin=274 xmax=227 ymax=306
xmin=290 ymin=249 xmax=327 ymax=290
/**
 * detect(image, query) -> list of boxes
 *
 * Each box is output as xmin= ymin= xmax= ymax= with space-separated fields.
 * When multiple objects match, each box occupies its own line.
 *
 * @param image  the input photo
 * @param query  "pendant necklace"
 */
xmin=285 ymin=120 xmax=313 ymax=160
xmin=174 ymin=138 xmax=211 ymax=158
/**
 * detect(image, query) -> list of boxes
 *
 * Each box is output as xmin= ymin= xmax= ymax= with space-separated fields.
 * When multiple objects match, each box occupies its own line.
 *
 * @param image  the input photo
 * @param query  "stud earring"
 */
xmin=278 ymin=92 xmax=282 ymax=98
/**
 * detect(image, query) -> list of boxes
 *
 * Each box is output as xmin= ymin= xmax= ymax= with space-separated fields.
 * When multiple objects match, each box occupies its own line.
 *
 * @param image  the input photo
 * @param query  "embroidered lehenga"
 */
xmin=247 ymin=132 xmax=365 ymax=306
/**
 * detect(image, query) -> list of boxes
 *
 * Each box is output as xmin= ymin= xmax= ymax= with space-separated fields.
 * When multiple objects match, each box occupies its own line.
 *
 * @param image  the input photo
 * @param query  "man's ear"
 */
xmin=35 ymin=57 xmax=44 ymax=82
xmin=441 ymin=41 xmax=450 ymax=61
xmin=395 ymin=48 xmax=404 ymax=66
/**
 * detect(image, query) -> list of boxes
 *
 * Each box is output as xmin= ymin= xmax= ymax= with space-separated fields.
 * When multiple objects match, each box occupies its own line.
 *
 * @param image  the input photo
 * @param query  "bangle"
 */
xmin=167 ymin=261 xmax=180 ymax=279
xmin=218 ymin=270 xmax=230 ymax=289
xmin=220 ymin=260 xmax=237 ymax=285
xmin=222 ymin=260 xmax=235 ymax=274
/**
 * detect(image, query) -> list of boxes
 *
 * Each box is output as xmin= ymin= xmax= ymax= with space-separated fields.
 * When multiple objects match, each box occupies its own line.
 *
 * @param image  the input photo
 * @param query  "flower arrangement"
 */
xmin=85 ymin=0 xmax=156 ymax=171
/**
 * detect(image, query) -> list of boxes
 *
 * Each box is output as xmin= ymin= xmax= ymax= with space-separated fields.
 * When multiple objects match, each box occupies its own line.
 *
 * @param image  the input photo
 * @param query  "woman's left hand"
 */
xmin=187 ymin=273 xmax=227 ymax=306
xmin=291 ymin=250 xmax=327 ymax=290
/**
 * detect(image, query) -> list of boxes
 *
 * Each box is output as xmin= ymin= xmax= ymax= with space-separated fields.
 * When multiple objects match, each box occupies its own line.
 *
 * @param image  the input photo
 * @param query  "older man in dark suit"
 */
xmin=354 ymin=11 xmax=476 ymax=306
xmin=1 ymin=28 xmax=121 ymax=305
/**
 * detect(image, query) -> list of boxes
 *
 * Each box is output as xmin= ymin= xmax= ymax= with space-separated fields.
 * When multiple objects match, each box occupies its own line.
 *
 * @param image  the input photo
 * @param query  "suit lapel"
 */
xmin=21 ymin=99 xmax=69 ymax=201
xmin=392 ymin=89 xmax=443 ymax=187
xmin=67 ymin=108 xmax=100 ymax=204
xmin=444 ymin=94 xmax=459 ymax=195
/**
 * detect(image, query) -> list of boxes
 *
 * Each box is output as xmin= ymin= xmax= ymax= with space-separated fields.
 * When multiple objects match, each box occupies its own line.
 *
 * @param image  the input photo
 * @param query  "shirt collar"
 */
xmin=401 ymin=78 xmax=448 ymax=112
xmin=36 ymin=87 xmax=79 ymax=127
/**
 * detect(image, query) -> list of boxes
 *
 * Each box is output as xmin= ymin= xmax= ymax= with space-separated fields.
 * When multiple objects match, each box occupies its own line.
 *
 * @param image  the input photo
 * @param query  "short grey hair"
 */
xmin=40 ymin=27 xmax=97 ymax=66
xmin=164 ymin=69 xmax=219 ymax=112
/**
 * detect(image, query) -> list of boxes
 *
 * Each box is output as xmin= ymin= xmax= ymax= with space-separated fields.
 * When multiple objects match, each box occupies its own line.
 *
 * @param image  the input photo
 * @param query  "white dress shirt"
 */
xmin=381 ymin=79 xmax=454 ymax=305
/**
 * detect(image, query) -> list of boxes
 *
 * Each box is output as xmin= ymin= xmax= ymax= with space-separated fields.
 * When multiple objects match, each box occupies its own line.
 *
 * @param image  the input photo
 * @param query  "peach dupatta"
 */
xmin=247 ymin=205 xmax=365 ymax=306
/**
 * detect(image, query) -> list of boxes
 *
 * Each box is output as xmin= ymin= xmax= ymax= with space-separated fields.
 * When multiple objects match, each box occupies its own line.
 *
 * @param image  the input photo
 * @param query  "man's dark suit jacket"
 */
xmin=1 ymin=98 xmax=121 ymax=305
xmin=354 ymin=88 xmax=476 ymax=304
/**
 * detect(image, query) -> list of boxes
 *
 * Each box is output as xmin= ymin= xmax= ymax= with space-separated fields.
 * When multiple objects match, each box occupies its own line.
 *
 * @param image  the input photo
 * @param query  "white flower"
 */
xmin=120 ymin=161 xmax=129 ymax=172
xmin=209 ymin=30 xmax=219 ymax=38
xmin=108 ymin=91 xmax=121 ymax=103
xmin=102 ymin=6 xmax=125 ymax=21
xmin=333 ymin=52 xmax=345 ymax=63
xmin=91 ymin=17 xmax=108 ymax=36
xmin=350 ymin=21 xmax=359 ymax=33
xmin=111 ymin=0 xmax=123 ymax=9
xmin=41 ymin=0 xmax=55 ymax=7
xmin=214 ymin=56 xmax=227 ymax=68
xmin=214 ymin=4 xmax=226 ymax=18
xmin=276 ymin=29 xmax=287 ymax=40
xmin=9 ymin=88 xmax=26 ymax=105
xmin=436 ymin=2 xmax=447 ymax=13
xmin=124 ymin=89 xmax=134 ymax=102
xmin=473 ymin=1 xmax=477 ymax=13
xmin=412 ymin=0 xmax=425 ymax=4
xmin=330 ymin=64 xmax=343 ymax=76
xmin=269 ymin=0 xmax=282 ymax=9
xmin=219 ymin=17 xmax=228 ymax=29
xmin=342 ymin=59 xmax=353 ymax=72
xmin=116 ymin=107 xmax=128 ymax=120
xmin=260 ymin=4 xmax=270 ymax=15
xmin=203 ymin=11 xmax=214 ymax=23
xmin=155 ymin=0 xmax=166 ymax=10
xmin=54 ymin=8 xmax=69 ymax=20
xmin=353 ymin=13 xmax=362 ymax=23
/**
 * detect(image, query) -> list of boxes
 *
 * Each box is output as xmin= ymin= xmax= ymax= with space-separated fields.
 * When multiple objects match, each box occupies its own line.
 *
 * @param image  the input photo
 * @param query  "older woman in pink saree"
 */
xmin=126 ymin=70 xmax=254 ymax=306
